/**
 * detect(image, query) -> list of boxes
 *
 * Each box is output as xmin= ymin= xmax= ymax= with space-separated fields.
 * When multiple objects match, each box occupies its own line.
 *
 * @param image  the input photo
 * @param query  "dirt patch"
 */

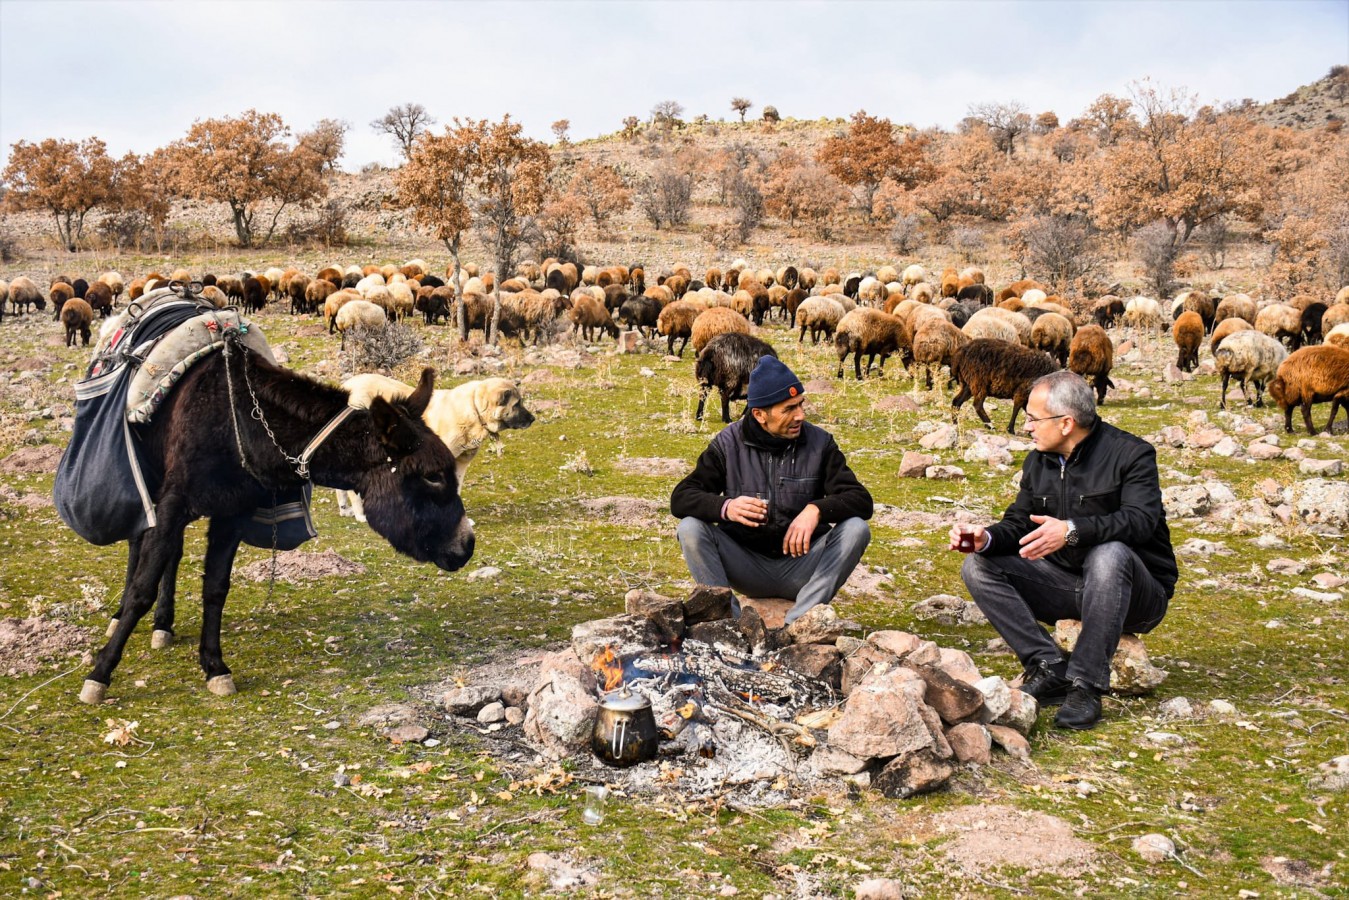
xmin=579 ymin=496 xmax=668 ymax=529
xmin=0 ymin=483 xmax=52 ymax=509
xmin=521 ymin=368 xmax=561 ymax=386
xmin=926 ymin=804 xmax=1098 ymax=876
xmin=0 ymin=444 xmax=63 ymax=474
xmin=802 ymin=378 xmax=837 ymax=395
xmin=0 ymin=617 xmax=92 ymax=677
xmin=872 ymin=504 xmax=982 ymax=531
xmin=873 ymin=396 xmax=920 ymax=413
xmin=840 ymin=564 xmax=892 ymax=597
xmin=1262 ymin=856 xmax=1333 ymax=887
xmin=236 ymin=549 xmax=366 ymax=583
xmin=615 ymin=457 xmax=687 ymax=478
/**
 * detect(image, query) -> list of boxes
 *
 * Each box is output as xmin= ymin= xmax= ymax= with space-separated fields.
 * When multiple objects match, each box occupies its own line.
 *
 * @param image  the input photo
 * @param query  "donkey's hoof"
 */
xmin=150 ymin=629 xmax=174 ymax=650
xmin=206 ymin=674 xmax=237 ymax=696
xmin=79 ymin=680 xmax=108 ymax=705
xmin=105 ymin=618 xmax=120 ymax=638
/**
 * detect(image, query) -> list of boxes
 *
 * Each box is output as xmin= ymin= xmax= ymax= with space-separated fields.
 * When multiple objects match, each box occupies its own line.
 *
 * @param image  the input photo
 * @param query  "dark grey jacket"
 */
xmin=984 ymin=420 xmax=1178 ymax=599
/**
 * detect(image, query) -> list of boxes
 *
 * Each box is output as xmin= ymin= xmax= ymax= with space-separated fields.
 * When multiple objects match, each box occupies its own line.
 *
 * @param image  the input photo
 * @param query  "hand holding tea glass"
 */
xmin=949 ymin=523 xmax=986 ymax=553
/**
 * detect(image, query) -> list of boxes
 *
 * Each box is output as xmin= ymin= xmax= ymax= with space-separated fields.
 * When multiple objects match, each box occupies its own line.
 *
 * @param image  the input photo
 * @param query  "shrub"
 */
xmin=0 ymin=223 xmax=18 ymax=263
xmin=1022 ymin=215 xmax=1106 ymax=294
xmin=636 ymin=168 xmax=693 ymax=230
xmin=341 ymin=320 xmax=424 ymax=376
xmin=951 ymin=226 xmax=985 ymax=262
xmin=762 ymin=106 xmax=780 ymax=123
xmin=285 ymin=199 xmax=350 ymax=248
xmin=1133 ymin=220 xmax=1181 ymax=297
xmin=889 ymin=214 xmax=923 ymax=254
xmin=1195 ymin=216 xmax=1230 ymax=270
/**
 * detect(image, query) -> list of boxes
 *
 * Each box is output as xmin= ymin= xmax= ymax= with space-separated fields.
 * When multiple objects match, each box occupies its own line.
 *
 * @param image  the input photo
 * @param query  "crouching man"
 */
xmin=672 ymin=357 xmax=873 ymax=625
xmin=951 ymin=371 xmax=1177 ymax=730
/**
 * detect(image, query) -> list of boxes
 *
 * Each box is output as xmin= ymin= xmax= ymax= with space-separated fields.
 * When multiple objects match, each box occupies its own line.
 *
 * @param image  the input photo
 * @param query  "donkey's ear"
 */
xmin=406 ymin=368 xmax=435 ymax=418
xmin=369 ymin=397 xmax=421 ymax=457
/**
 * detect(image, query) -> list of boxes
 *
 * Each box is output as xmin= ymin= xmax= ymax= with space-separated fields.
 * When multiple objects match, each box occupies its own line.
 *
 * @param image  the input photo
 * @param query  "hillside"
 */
xmin=1249 ymin=66 xmax=1349 ymax=129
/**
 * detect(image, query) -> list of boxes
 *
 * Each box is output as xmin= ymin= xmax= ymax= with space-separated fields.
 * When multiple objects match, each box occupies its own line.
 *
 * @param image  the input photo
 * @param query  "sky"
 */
xmin=1 ymin=0 xmax=1346 ymax=171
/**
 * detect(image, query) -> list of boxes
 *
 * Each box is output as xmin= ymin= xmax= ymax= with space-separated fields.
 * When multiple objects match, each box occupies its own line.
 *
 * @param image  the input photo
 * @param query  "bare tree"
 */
xmin=731 ymin=97 xmax=752 ymax=123
xmin=1133 ymin=220 xmax=1182 ymax=297
xmin=1022 ymin=215 xmax=1106 ymax=293
xmin=371 ymin=102 xmax=436 ymax=160
xmin=967 ymin=100 xmax=1033 ymax=158
xmin=650 ymin=100 xmax=685 ymax=130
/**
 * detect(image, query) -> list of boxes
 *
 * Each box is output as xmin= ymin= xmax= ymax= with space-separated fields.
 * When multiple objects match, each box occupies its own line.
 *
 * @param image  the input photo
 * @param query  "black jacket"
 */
xmin=985 ymin=420 xmax=1178 ymax=599
xmin=670 ymin=415 xmax=873 ymax=558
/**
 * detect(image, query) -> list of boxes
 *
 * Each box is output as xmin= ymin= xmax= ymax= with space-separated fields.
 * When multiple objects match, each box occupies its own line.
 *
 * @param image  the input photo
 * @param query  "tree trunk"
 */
xmin=231 ymin=202 xmax=253 ymax=248
xmin=53 ymin=211 xmax=74 ymax=252
xmin=448 ymin=243 xmax=466 ymax=341
xmin=488 ymin=281 xmax=502 ymax=345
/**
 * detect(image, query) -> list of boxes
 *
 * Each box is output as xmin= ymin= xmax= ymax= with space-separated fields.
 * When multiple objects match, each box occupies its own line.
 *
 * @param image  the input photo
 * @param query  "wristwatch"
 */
xmin=1064 ymin=519 xmax=1079 ymax=546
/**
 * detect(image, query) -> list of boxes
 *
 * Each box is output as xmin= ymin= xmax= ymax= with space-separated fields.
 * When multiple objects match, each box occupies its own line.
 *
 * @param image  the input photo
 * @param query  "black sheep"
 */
xmin=695 ymin=333 xmax=779 ymax=422
xmin=617 ymin=296 xmax=659 ymax=337
xmin=950 ymin=338 xmax=1059 ymax=432
xmin=1301 ymin=302 xmax=1328 ymax=347
xmin=956 ymin=283 xmax=993 ymax=306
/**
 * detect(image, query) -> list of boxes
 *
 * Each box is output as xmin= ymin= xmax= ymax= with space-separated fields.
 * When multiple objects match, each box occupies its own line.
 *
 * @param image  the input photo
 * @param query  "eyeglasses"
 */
xmin=1025 ymin=413 xmax=1069 ymax=427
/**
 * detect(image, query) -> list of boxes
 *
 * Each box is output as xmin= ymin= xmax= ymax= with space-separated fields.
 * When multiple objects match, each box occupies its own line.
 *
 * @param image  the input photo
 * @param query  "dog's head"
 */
xmin=475 ymin=378 xmax=535 ymax=434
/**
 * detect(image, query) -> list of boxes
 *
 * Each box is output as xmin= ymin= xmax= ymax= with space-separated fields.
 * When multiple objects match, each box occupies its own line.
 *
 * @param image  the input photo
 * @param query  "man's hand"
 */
xmin=948 ymin=523 xmax=987 ymax=552
xmin=1019 ymin=514 xmax=1069 ymax=560
xmin=724 ymin=495 xmax=768 ymax=527
xmin=783 ymin=504 xmax=821 ymax=557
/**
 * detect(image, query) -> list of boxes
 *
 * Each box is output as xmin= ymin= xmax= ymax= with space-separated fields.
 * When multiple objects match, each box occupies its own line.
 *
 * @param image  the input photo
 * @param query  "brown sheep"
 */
xmin=950 ymin=338 xmax=1058 ymax=431
xmin=657 ymin=300 xmax=701 ymax=357
xmin=1214 ymin=293 xmax=1257 ymax=327
xmin=834 ymin=308 xmax=908 ymax=380
xmin=84 ymin=281 xmax=114 ymax=318
xmin=1172 ymin=310 xmax=1204 ymax=372
xmin=1067 ymin=325 xmax=1115 ymax=403
xmin=796 ymin=296 xmax=846 ymax=344
xmin=664 ymin=274 xmax=690 ymax=299
xmin=286 ymin=273 xmax=312 ymax=314
xmin=200 ymin=285 xmax=229 ymax=308
xmin=704 ymin=267 xmax=723 ymax=291
xmin=821 ymin=267 xmax=841 ymax=286
xmin=1322 ymin=303 xmax=1349 ymax=335
xmin=316 ymin=266 xmax=343 ymax=288
xmin=306 ymin=279 xmax=337 ymax=317
xmin=1031 ymin=312 xmax=1075 ymax=368
xmin=940 ymin=269 xmax=960 ymax=298
xmin=60 ymin=298 xmax=94 ymax=346
xmin=50 ymin=282 xmax=75 ymax=319
xmin=1269 ymin=345 xmax=1349 ymax=434
xmin=571 ymin=294 xmax=620 ymax=342
xmin=690 ymin=306 xmax=751 ymax=355
xmin=604 ymin=284 xmax=631 ymax=315
xmin=1210 ymin=317 xmax=1254 ymax=354
xmin=785 ymin=287 xmax=808 ymax=325
xmin=912 ymin=319 xmax=969 ymax=390
xmin=630 ymin=266 xmax=645 ymax=294
xmin=797 ymin=268 xmax=818 ymax=293
xmin=1255 ymin=303 xmax=1304 ymax=350
xmin=643 ymin=285 xmax=675 ymax=308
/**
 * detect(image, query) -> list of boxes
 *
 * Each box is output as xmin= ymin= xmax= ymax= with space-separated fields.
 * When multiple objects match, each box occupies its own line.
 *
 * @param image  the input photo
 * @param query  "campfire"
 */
xmin=438 ymin=585 xmax=1041 ymax=801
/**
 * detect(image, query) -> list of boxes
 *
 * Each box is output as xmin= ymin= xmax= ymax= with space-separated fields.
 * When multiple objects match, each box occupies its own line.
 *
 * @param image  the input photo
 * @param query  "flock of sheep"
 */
xmin=3 ymin=258 xmax=1349 ymax=436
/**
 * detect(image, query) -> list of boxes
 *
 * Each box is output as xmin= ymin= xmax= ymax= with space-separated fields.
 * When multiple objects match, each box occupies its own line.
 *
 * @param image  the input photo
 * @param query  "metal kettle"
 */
xmin=591 ymin=686 xmax=659 ymax=767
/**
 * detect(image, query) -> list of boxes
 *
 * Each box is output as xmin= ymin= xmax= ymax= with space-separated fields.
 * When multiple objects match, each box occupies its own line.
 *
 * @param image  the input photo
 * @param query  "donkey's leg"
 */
xmin=107 ymin=533 xmax=144 ymax=638
xmin=82 ymin=511 xmax=189 ymax=704
xmin=150 ymin=543 xmax=184 ymax=649
xmin=198 ymin=516 xmax=246 ymax=696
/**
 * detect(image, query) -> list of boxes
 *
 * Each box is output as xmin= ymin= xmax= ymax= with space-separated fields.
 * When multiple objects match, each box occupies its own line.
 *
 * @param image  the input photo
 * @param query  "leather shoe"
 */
xmin=1021 ymin=659 xmax=1071 ymax=705
xmin=1054 ymin=683 xmax=1103 ymax=730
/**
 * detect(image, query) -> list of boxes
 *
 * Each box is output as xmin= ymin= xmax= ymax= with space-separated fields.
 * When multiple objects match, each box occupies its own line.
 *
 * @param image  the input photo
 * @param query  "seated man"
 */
xmin=671 ymin=356 xmax=873 ymax=625
xmin=951 ymin=371 xmax=1176 ymax=730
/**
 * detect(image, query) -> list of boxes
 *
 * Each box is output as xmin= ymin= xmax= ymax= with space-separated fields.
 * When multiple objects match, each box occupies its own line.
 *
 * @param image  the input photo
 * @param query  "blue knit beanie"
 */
xmin=746 ymin=356 xmax=804 ymax=409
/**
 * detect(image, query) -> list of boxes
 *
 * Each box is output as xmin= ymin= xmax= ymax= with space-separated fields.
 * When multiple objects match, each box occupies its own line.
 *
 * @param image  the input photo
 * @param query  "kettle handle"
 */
xmin=612 ymin=717 xmax=628 ymax=755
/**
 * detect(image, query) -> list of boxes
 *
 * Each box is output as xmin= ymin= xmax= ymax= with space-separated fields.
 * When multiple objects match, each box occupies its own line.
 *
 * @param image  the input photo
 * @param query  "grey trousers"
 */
xmin=676 ymin=517 xmax=871 ymax=624
xmin=960 ymin=542 xmax=1168 ymax=693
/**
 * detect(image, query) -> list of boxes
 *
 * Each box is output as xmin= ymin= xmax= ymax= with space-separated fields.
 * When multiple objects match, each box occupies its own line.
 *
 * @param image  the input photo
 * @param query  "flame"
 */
xmin=591 ymin=645 xmax=624 ymax=692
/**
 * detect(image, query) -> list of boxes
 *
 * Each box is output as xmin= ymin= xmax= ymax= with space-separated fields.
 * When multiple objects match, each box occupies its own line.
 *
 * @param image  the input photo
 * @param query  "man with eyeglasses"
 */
xmin=949 ymin=371 xmax=1176 ymax=729
xmin=672 ymin=356 xmax=873 ymax=626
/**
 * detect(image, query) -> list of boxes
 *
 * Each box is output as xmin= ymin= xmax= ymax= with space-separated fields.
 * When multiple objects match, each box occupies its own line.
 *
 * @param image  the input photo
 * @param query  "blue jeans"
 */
xmin=676 ymin=517 xmax=871 ymax=624
xmin=960 ymin=542 xmax=1168 ymax=693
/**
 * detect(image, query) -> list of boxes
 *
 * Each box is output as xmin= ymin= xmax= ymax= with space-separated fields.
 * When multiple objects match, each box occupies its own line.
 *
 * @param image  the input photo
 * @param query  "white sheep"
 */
xmin=1123 ymin=296 xmax=1165 ymax=334
xmin=796 ymin=296 xmax=846 ymax=344
xmin=967 ymin=306 xmax=1032 ymax=346
xmin=901 ymin=264 xmax=926 ymax=288
xmin=334 ymin=299 xmax=386 ymax=349
xmin=1214 ymin=330 xmax=1288 ymax=409
xmin=1325 ymin=322 xmax=1349 ymax=348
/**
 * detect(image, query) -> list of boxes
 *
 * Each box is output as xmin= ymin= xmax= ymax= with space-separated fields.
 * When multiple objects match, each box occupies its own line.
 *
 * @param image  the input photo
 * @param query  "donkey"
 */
xmin=80 ymin=343 xmax=474 ymax=704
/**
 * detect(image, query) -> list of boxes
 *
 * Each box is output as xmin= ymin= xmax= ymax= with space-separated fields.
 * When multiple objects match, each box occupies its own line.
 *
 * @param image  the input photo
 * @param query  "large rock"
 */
xmin=974 ymin=676 xmax=1012 ymax=722
xmin=775 ymin=644 xmax=843 ymax=690
xmin=907 ymin=663 xmax=985 ymax=724
xmin=1299 ymin=458 xmax=1344 ymax=477
xmin=919 ymin=424 xmax=958 ymax=450
xmin=899 ymin=451 xmax=935 ymax=478
xmin=571 ymin=615 xmax=666 ymax=668
xmin=937 ymin=648 xmax=982 ymax=686
xmin=808 ymin=745 xmax=870 ymax=776
xmin=867 ymin=630 xmax=923 ymax=658
xmin=994 ymin=689 xmax=1039 ymax=735
xmin=624 ymin=589 xmax=685 ymax=642
xmin=739 ymin=596 xmax=793 ymax=628
xmin=687 ymin=620 xmax=750 ymax=655
xmin=440 ymin=685 xmax=502 ymax=716
xmin=945 ymin=722 xmax=993 ymax=765
xmin=684 ymin=585 xmax=735 ymax=624
xmin=873 ymin=748 xmax=956 ymax=798
xmin=785 ymin=604 xmax=846 ymax=645
xmin=1291 ymin=479 xmax=1349 ymax=528
xmin=1311 ymin=755 xmax=1349 ymax=792
xmin=1054 ymin=621 xmax=1167 ymax=695
xmin=827 ymin=667 xmax=934 ymax=761
xmin=841 ymin=643 xmax=899 ymax=695
xmin=1162 ymin=484 xmax=1211 ymax=519
xmin=522 ymin=670 xmax=599 ymax=759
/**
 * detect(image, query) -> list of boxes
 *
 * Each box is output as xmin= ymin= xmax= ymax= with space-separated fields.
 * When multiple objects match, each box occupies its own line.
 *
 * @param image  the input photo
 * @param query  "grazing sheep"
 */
xmin=50 ymin=282 xmax=74 ymax=319
xmin=1124 ymin=296 xmax=1165 ymax=334
xmin=901 ymin=264 xmax=926 ymax=288
xmin=834 ymin=308 xmax=908 ymax=380
xmin=695 ymin=333 xmax=779 ymax=422
xmin=1269 ymin=345 xmax=1349 ymax=434
xmin=1172 ymin=310 xmax=1204 ymax=372
xmin=1335 ymin=285 xmax=1349 ymax=305
xmin=417 ymin=286 xmax=454 ymax=325
xmin=797 ymin=267 xmax=818 ymax=293
xmin=776 ymin=265 xmax=799 ymax=291
xmin=940 ymin=269 xmax=960 ymax=299
xmin=821 ymin=267 xmax=841 ymax=287
xmin=690 ymin=306 xmax=751 ymax=355
xmin=1067 ymin=325 xmax=1115 ymax=403
xmin=315 ymin=266 xmax=343 ymax=288
xmin=912 ymin=319 xmax=969 ymax=390
xmin=1091 ymin=296 xmax=1124 ymax=328
xmin=305 ymin=279 xmax=336 ymax=318
xmin=784 ymin=287 xmax=809 ymax=326
xmin=857 ymin=276 xmax=886 ymax=306
xmin=950 ymin=338 xmax=1059 ymax=432
xmin=9 ymin=276 xmax=43 ymax=313
xmin=1032 ymin=312 xmax=1075 ymax=368
xmin=1214 ymin=331 xmax=1287 ymax=410
xmin=962 ymin=314 xmax=1020 ymax=345
xmin=1175 ymin=291 xmax=1216 ymax=332
xmin=0 ymin=279 xmax=7 ymax=318
xmin=200 ymin=285 xmax=229 ymax=308
xmin=1210 ymin=317 xmax=1254 ymax=354
xmin=998 ymin=296 xmax=1025 ymax=313
xmin=618 ymin=296 xmax=661 ymax=337
xmin=1325 ymin=322 xmax=1349 ymax=348
xmin=656 ymin=300 xmax=701 ymax=357
xmin=960 ymin=267 xmax=985 ymax=285
xmin=1255 ymin=303 xmax=1304 ymax=351
xmin=324 ymin=289 xmax=361 ymax=333
xmin=84 ymin=281 xmax=114 ymax=318
xmin=60 ymin=298 xmax=94 ymax=346
xmin=571 ymin=294 xmax=620 ymax=342
xmin=967 ymin=306 xmax=1032 ymax=346
xmin=334 ymin=299 xmax=386 ymax=349
xmin=875 ymin=265 xmax=899 ymax=286
xmin=956 ymin=283 xmax=994 ymax=306
xmin=796 ymin=296 xmax=846 ymax=344
xmin=704 ymin=267 xmax=723 ymax=291
xmin=285 ymin=273 xmax=312 ymax=314
xmin=98 ymin=271 xmax=125 ymax=303
xmin=502 ymin=290 xmax=567 ymax=344
xmin=911 ymin=282 xmax=935 ymax=304
xmin=1322 ymin=302 xmax=1349 ymax=335
xmin=1214 ymin=293 xmax=1257 ymax=327
xmin=643 ymin=285 xmax=675 ymax=308
xmin=1300 ymin=302 xmax=1328 ymax=346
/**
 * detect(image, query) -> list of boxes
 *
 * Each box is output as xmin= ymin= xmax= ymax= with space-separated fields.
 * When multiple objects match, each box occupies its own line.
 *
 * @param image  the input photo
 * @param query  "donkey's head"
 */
xmin=358 ymin=368 xmax=474 ymax=571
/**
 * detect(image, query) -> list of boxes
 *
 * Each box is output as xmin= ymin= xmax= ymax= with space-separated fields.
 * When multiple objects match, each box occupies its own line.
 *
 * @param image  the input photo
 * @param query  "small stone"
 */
xmin=785 ymin=604 xmax=846 ymax=645
xmin=1311 ymin=755 xmax=1349 ymax=792
xmin=911 ymin=593 xmax=969 ymax=626
xmin=1145 ymin=731 xmax=1185 ymax=746
xmin=333 ymin=772 xmax=351 ymax=787
xmin=1267 ymin=558 xmax=1306 ymax=576
xmin=1291 ymin=587 xmax=1341 ymax=603
xmin=1210 ymin=437 xmax=1242 ymax=457
xmin=1313 ymin=572 xmax=1347 ymax=589
xmin=986 ymin=724 xmax=1030 ymax=760
xmin=775 ymin=643 xmax=843 ymax=689
xmin=1254 ymin=534 xmax=1287 ymax=550
xmin=1187 ymin=427 xmax=1225 ymax=450
xmin=908 ymin=663 xmax=985 ymax=724
xmin=945 ymin=722 xmax=992 ymax=765
xmin=504 ymin=706 xmax=525 ymax=726
xmin=994 ymin=689 xmax=1039 ymax=735
xmin=1208 ymin=699 xmax=1237 ymax=717
xmin=974 ymin=675 xmax=1012 ymax=722
xmin=1282 ymin=447 xmax=1306 ymax=461
xmin=854 ymin=878 xmax=906 ymax=900
xmin=873 ymin=747 xmax=956 ymax=798
xmin=684 ymin=585 xmax=735 ymax=625
xmin=440 ymin=686 xmax=502 ymax=715
xmin=466 ymin=565 xmax=502 ymax=581
xmin=625 ymin=588 xmax=686 ymax=642
xmin=477 ymin=702 xmax=506 ymax=724
xmin=919 ymin=424 xmax=958 ymax=450
xmin=386 ymin=723 xmax=429 ymax=744
xmin=899 ymin=451 xmax=935 ymax=478
xmin=1158 ymin=697 xmax=1194 ymax=719
xmin=739 ymin=597 xmax=793 ymax=628
xmin=1133 ymin=833 xmax=1175 ymax=863
xmin=936 ymin=647 xmax=982 ymax=685
xmin=1300 ymin=458 xmax=1343 ymax=477
xmin=1248 ymin=442 xmax=1283 ymax=460
xmin=808 ymin=746 xmax=869 ymax=776
xmin=925 ymin=465 xmax=966 ymax=481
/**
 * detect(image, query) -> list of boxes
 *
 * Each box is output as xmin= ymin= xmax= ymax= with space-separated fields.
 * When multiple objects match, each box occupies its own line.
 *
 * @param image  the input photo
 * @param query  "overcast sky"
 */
xmin=2 ymin=0 xmax=1346 ymax=171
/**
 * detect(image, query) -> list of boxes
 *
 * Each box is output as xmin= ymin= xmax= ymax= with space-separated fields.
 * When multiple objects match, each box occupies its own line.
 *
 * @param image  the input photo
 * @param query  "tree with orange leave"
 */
xmin=107 ymin=149 xmax=173 ymax=252
xmin=967 ymin=100 xmax=1033 ymax=158
xmin=1083 ymin=93 xmax=1137 ymax=146
xmin=817 ymin=111 xmax=934 ymax=221
xmin=763 ymin=150 xmax=849 ymax=237
xmin=299 ymin=118 xmax=349 ymax=174
xmin=567 ymin=159 xmax=631 ymax=237
xmin=2 ymin=136 xmax=115 ymax=251
xmin=536 ymin=192 xmax=587 ymax=260
xmin=396 ymin=118 xmax=486 ymax=337
xmin=163 ymin=110 xmax=325 ymax=248
xmin=909 ymin=128 xmax=1016 ymax=223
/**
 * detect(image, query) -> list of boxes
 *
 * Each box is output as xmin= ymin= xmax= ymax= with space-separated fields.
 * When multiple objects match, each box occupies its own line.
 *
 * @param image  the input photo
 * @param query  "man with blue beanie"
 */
xmin=671 ymin=356 xmax=873 ymax=625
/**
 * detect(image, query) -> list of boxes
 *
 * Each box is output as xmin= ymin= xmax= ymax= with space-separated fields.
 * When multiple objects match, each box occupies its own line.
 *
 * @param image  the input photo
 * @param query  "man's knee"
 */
xmin=961 ymin=550 xmax=994 ymax=589
xmin=1082 ymin=541 xmax=1134 ymax=577
xmin=833 ymin=518 xmax=870 ymax=552
xmin=676 ymin=516 xmax=714 ymax=547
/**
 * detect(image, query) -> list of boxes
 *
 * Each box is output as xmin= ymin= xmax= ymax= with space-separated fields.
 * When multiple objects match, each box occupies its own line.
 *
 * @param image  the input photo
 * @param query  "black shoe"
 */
xmin=1021 ymin=659 xmax=1071 ymax=706
xmin=1055 ymin=684 xmax=1103 ymax=730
